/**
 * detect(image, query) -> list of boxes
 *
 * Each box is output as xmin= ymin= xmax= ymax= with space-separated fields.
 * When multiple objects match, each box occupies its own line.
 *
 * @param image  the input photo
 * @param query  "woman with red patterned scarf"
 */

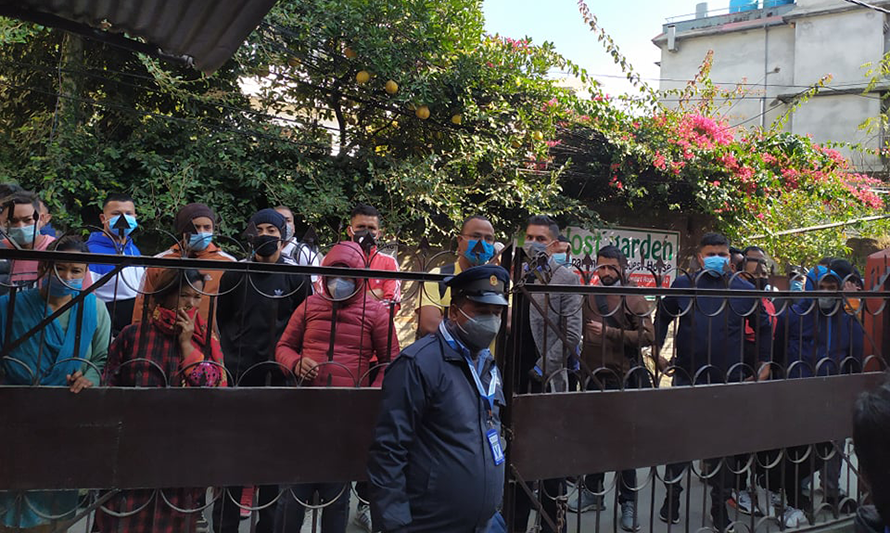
xmin=95 ymin=268 xmax=226 ymax=533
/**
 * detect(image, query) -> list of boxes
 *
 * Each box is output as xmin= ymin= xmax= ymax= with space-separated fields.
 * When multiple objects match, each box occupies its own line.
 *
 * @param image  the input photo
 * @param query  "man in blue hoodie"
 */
xmin=86 ymin=193 xmax=144 ymax=336
xmin=654 ymin=232 xmax=772 ymax=532
xmin=775 ymin=265 xmax=864 ymax=379
xmin=755 ymin=265 xmax=864 ymax=525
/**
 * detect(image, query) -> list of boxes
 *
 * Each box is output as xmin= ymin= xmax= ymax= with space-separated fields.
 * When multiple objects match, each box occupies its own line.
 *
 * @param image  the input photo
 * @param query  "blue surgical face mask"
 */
xmin=327 ymin=277 xmax=356 ymax=300
xmin=790 ymin=279 xmax=804 ymax=292
xmin=7 ymin=224 xmax=37 ymax=246
xmin=108 ymin=214 xmax=138 ymax=238
xmin=188 ymin=232 xmax=213 ymax=251
xmin=464 ymin=239 xmax=495 ymax=266
xmin=702 ymin=255 xmax=728 ymax=277
xmin=42 ymin=275 xmax=83 ymax=297
xmin=552 ymin=253 xmax=570 ymax=266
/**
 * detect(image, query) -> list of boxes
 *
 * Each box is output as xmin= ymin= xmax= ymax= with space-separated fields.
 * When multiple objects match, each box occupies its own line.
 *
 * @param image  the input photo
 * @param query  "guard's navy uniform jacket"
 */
xmin=367 ymin=322 xmax=506 ymax=533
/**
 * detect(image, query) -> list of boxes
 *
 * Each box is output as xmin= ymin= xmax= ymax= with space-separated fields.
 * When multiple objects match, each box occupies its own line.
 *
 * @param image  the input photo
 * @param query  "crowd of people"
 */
xmin=0 ymin=184 xmax=884 ymax=533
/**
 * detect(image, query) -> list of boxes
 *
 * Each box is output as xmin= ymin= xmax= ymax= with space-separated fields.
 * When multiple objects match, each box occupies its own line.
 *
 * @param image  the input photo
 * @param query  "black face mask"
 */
xmin=753 ymin=278 xmax=769 ymax=290
xmin=254 ymin=235 xmax=280 ymax=257
xmin=352 ymin=229 xmax=377 ymax=253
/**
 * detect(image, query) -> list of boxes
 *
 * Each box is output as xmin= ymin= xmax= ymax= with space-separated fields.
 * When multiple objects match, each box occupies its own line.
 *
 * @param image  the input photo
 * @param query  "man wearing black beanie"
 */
xmin=212 ymin=208 xmax=312 ymax=533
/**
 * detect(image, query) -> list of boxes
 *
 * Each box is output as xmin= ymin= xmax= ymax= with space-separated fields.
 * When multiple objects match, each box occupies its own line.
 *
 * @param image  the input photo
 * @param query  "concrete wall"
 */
xmin=789 ymin=8 xmax=885 ymax=169
xmin=792 ymin=9 xmax=883 ymax=86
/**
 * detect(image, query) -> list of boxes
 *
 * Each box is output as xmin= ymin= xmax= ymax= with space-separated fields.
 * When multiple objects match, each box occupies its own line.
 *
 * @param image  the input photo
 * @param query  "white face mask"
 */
xmin=818 ymin=297 xmax=838 ymax=313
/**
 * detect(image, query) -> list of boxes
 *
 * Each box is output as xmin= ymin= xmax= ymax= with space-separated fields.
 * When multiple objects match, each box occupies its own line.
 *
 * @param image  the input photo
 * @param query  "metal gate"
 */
xmin=0 ymin=243 xmax=884 ymax=532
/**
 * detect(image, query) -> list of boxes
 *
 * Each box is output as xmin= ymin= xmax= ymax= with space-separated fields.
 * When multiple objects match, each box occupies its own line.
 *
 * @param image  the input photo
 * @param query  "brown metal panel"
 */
xmin=0 ymin=387 xmax=381 ymax=490
xmin=509 ymin=373 xmax=885 ymax=480
xmin=2 ymin=374 xmax=885 ymax=490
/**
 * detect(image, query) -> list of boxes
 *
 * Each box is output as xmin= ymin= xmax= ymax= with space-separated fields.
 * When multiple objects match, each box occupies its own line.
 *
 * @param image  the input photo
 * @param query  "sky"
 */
xmin=482 ymin=0 xmax=698 ymax=97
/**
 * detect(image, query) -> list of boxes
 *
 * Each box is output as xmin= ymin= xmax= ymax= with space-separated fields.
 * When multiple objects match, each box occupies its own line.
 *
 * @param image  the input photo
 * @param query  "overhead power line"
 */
xmin=841 ymin=0 xmax=890 ymax=15
xmin=749 ymin=214 xmax=890 ymax=239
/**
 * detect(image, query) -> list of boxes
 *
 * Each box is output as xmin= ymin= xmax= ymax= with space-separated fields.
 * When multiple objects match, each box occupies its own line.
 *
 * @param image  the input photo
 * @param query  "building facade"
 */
xmin=653 ymin=0 xmax=890 ymax=172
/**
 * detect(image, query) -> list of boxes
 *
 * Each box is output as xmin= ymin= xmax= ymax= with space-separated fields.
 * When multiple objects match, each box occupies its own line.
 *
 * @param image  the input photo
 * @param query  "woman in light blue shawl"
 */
xmin=0 ymin=236 xmax=111 ymax=531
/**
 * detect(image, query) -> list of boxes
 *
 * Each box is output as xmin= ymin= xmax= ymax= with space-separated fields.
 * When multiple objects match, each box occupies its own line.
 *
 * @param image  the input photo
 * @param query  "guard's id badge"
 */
xmin=487 ymin=428 xmax=505 ymax=465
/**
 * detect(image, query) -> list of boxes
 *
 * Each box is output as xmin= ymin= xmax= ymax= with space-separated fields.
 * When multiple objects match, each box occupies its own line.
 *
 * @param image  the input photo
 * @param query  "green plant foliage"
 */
xmin=0 ymin=0 xmax=883 ymax=265
xmin=0 ymin=0 xmax=595 ymax=243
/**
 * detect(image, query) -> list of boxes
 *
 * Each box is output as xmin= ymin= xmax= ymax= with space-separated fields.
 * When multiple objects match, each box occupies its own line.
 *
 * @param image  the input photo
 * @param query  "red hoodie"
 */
xmin=276 ymin=241 xmax=399 ymax=387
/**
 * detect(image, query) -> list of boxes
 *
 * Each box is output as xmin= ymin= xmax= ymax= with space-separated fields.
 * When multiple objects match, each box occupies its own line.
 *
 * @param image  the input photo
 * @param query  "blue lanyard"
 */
xmin=465 ymin=352 xmax=498 ymax=413
xmin=440 ymin=322 xmax=499 ymax=412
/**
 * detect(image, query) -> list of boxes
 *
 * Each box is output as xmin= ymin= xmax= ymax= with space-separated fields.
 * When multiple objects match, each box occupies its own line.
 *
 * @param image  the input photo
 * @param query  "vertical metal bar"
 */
xmin=204 ymin=294 xmax=216 ymax=358
xmin=386 ymin=301 xmax=395 ymax=361
xmin=248 ymin=486 xmax=258 ymax=533
xmin=236 ymin=269 xmax=251 ymax=387
xmin=501 ymin=248 xmax=525 ymax=533
xmin=310 ymin=490 xmax=319 ymax=533
xmin=134 ymin=285 xmax=152 ymax=383
xmin=3 ymin=284 xmax=16 ymax=344
xmin=327 ymin=306 xmax=338 ymax=364
xmin=71 ymin=290 xmax=85 ymax=362
xmin=33 ymin=295 xmax=50 ymax=385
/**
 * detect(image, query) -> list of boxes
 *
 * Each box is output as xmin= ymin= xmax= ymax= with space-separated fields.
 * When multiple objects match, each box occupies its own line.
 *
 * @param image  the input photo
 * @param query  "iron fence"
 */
xmin=0 ymin=238 xmax=886 ymax=533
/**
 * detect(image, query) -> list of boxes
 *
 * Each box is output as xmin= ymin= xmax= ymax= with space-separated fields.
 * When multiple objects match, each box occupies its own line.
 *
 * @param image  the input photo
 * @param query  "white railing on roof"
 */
xmin=665 ymin=5 xmax=735 ymax=23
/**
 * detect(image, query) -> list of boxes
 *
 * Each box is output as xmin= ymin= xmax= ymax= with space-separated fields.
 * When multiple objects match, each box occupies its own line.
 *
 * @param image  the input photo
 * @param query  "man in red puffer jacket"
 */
xmin=276 ymin=239 xmax=399 ymax=388
xmin=273 ymin=240 xmax=399 ymax=533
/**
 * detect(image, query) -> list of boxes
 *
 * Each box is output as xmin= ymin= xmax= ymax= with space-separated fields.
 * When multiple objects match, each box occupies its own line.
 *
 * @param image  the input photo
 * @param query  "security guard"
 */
xmin=368 ymin=264 xmax=510 ymax=533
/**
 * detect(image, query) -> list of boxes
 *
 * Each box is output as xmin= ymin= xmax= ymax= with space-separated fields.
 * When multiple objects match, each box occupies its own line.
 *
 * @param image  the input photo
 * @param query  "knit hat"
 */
xmin=175 ymin=203 xmax=217 ymax=234
xmin=249 ymin=208 xmax=286 ymax=235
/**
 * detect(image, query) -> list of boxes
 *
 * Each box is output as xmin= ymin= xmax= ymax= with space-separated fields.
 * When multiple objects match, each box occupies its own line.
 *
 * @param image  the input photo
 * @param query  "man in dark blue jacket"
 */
xmin=655 ymin=233 xmax=772 ymax=385
xmin=368 ymin=264 xmax=509 ymax=533
xmin=654 ymin=233 xmax=772 ymax=533
xmin=775 ymin=265 xmax=864 ymax=379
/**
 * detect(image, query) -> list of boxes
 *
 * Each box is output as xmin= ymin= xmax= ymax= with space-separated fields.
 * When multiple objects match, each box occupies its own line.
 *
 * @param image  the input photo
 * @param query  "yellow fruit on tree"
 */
xmin=256 ymin=65 xmax=270 ymax=77
xmin=416 ymin=105 xmax=430 ymax=120
xmin=451 ymin=114 xmax=462 ymax=125
xmin=287 ymin=57 xmax=299 ymax=67
xmin=356 ymin=70 xmax=370 ymax=84
xmin=532 ymin=131 xmax=544 ymax=141
xmin=385 ymin=80 xmax=399 ymax=95
xmin=345 ymin=47 xmax=357 ymax=59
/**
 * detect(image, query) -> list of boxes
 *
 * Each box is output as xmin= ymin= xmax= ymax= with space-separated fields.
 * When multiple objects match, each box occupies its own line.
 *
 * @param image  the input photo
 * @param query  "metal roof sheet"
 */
xmin=0 ymin=0 xmax=278 ymax=73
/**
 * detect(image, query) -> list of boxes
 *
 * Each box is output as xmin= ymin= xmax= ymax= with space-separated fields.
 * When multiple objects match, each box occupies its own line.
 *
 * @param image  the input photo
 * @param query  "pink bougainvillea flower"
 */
xmin=653 ymin=151 xmax=667 ymax=170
